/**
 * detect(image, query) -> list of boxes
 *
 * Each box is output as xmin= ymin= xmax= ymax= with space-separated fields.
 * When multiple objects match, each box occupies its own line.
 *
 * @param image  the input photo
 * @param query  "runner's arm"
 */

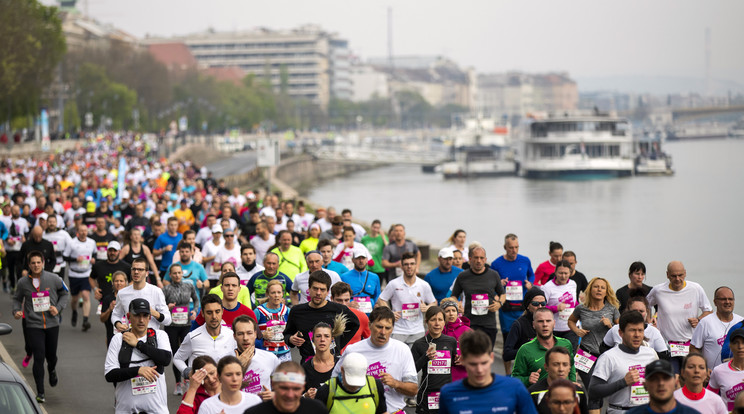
xmin=587 ymin=376 xmax=627 ymax=399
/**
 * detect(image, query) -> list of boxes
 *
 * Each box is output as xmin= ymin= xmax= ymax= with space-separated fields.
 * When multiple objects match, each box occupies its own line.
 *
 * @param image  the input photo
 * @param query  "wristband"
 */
xmin=180 ymin=401 xmax=193 ymax=408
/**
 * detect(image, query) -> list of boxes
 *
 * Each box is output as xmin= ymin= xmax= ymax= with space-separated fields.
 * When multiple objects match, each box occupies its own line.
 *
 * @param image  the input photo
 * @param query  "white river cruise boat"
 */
xmin=518 ymin=112 xmax=634 ymax=179
xmin=437 ymin=116 xmax=517 ymax=179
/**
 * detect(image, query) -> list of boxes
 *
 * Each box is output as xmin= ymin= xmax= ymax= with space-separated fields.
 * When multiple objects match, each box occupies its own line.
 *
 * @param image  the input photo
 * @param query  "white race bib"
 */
xmin=427 ymin=392 xmax=440 ymax=410
xmin=131 ymin=376 xmax=157 ymax=395
xmin=629 ymin=365 xmax=648 ymax=405
xmin=669 ymin=341 xmax=690 ymax=357
xmin=32 ymin=291 xmax=51 ymax=312
xmin=471 ymin=294 xmax=489 ymax=315
xmin=96 ymin=247 xmax=107 ymax=260
xmin=558 ymin=306 xmax=574 ymax=322
xmin=574 ymin=348 xmax=597 ymax=373
xmin=172 ymin=306 xmax=188 ymax=325
xmin=354 ymin=296 xmax=373 ymax=313
xmin=401 ymin=303 xmax=420 ymax=320
xmin=427 ymin=350 xmax=452 ymax=375
xmin=505 ymin=281 xmax=523 ymax=302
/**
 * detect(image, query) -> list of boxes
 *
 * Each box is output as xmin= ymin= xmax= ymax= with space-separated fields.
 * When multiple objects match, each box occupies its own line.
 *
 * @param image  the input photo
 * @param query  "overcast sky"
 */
xmin=50 ymin=0 xmax=744 ymax=85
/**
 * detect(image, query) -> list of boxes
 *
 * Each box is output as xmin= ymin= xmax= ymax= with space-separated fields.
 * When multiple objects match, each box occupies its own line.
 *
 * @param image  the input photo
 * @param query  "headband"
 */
xmin=271 ymin=372 xmax=305 ymax=384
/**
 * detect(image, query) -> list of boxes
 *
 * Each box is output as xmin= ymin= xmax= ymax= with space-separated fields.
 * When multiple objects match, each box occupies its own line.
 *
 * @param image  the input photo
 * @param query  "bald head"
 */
xmin=30 ymin=226 xmax=43 ymax=241
xmin=666 ymin=261 xmax=686 ymax=291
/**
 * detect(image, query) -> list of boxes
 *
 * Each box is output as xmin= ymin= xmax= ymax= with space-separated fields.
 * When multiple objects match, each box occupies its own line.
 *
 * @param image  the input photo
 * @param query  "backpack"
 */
xmin=118 ymin=328 xmax=163 ymax=373
xmin=326 ymin=375 xmax=379 ymax=412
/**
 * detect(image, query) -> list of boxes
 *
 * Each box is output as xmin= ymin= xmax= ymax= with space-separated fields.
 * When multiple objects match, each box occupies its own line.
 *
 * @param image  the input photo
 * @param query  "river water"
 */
xmin=309 ymin=138 xmax=744 ymax=314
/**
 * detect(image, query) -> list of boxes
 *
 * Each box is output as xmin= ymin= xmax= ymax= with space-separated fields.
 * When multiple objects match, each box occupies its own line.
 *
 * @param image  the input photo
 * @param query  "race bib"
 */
xmin=669 ymin=341 xmax=690 ymax=357
xmin=266 ymin=319 xmax=286 ymax=342
xmin=428 ymin=350 xmax=452 ymax=375
xmin=172 ymin=306 xmax=188 ymax=325
xmin=242 ymin=370 xmax=262 ymax=394
xmin=79 ymin=255 xmax=91 ymax=267
xmin=506 ymin=281 xmax=523 ymax=302
xmin=97 ymin=246 xmax=107 ymax=260
xmin=119 ymin=315 xmax=130 ymax=330
xmin=354 ymin=296 xmax=373 ymax=313
xmin=96 ymin=303 xmax=102 ymax=315
xmin=402 ymin=303 xmax=420 ymax=320
xmin=629 ymin=365 xmax=648 ymax=405
xmin=53 ymin=264 xmax=62 ymax=273
xmin=471 ymin=294 xmax=489 ymax=315
xmin=131 ymin=376 xmax=157 ymax=395
xmin=428 ymin=392 xmax=440 ymax=410
xmin=574 ymin=349 xmax=597 ymax=373
xmin=558 ymin=306 xmax=574 ymax=322
xmin=32 ymin=291 xmax=51 ymax=312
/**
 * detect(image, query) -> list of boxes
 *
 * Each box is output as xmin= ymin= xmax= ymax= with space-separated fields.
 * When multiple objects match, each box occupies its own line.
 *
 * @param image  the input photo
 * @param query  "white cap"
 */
xmin=107 ymin=241 xmax=121 ymax=251
xmin=438 ymin=247 xmax=454 ymax=259
xmin=211 ymin=224 xmax=223 ymax=233
xmin=341 ymin=353 xmax=368 ymax=387
xmin=121 ymin=190 xmax=130 ymax=199
xmin=38 ymin=212 xmax=49 ymax=220
xmin=352 ymin=246 xmax=368 ymax=259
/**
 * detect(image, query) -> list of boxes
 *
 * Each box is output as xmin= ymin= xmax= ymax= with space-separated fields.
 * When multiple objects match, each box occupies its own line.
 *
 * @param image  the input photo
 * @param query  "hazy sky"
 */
xmin=51 ymin=0 xmax=744 ymax=84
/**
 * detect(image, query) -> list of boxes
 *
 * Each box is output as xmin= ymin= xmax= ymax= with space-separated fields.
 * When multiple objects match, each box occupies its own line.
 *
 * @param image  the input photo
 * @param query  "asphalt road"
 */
xmin=204 ymin=150 xmax=258 ymax=179
xmin=0 ymin=290 xmax=185 ymax=414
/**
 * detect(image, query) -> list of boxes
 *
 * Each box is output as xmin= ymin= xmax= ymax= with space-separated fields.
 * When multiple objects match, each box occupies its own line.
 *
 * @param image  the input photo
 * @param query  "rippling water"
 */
xmin=309 ymin=138 xmax=744 ymax=314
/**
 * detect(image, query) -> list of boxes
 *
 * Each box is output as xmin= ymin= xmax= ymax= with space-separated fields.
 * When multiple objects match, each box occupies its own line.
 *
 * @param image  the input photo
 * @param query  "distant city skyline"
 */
xmin=46 ymin=0 xmax=744 ymax=93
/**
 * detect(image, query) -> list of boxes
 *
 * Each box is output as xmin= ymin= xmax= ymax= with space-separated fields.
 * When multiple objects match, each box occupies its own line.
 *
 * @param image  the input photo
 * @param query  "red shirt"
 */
xmin=195 ymin=303 xmax=257 ymax=328
xmin=342 ymin=307 xmax=371 ymax=353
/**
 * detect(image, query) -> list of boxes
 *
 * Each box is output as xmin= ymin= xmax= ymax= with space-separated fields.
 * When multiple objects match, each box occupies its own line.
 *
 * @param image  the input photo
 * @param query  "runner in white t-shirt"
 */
xmin=214 ymin=230 xmax=241 ymax=277
xmin=708 ymin=328 xmax=744 ymax=412
xmin=232 ymin=315 xmax=280 ymax=400
xmin=290 ymin=251 xmax=340 ymax=305
xmin=647 ymin=261 xmax=712 ymax=372
xmin=332 ymin=306 xmax=418 ymax=413
xmin=589 ymin=311 xmax=659 ymax=413
xmin=691 ymin=286 xmax=742 ymax=369
xmin=603 ymin=297 xmax=669 ymax=357
xmin=201 ymin=225 xmax=225 ymax=284
xmin=377 ymin=252 xmax=436 ymax=346
xmin=249 ymin=222 xmax=275 ymax=265
xmin=674 ymin=352 xmax=728 ymax=414
xmin=197 ymin=355 xmax=262 ymax=414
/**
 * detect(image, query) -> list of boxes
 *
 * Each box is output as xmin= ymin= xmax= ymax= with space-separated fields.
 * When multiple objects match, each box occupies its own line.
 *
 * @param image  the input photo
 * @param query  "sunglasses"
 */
xmin=224 ymin=234 xmax=235 ymax=238
xmin=531 ymin=301 xmax=547 ymax=307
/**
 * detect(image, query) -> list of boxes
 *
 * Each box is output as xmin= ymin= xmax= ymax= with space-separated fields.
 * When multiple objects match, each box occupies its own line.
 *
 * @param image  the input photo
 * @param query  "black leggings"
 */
xmin=22 ymin=318 xmax=32 ymax=357
xmin=26 ymin=326 xmax=59 ymax=395
xmin=5 ymin=251 xmax=20 ymax=288
xmin=164 ymin=325 xmax=190 ymax=382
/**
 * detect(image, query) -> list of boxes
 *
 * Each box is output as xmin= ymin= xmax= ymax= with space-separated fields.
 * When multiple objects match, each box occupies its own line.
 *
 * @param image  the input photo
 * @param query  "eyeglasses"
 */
xmin=531 ymin=301 xmax=547 ymax=307
xmin=224 ymin=234 xmax=235 ymax=238
xmin=131 ymin=268 xmax=147 ymax=272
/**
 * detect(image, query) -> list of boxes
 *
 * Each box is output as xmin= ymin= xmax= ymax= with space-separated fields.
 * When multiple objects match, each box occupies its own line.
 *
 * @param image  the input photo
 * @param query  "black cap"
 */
xmin=129 ymin=298 xmax=151 ymax=315
xmin=730 ymin=328 xmax=744 ymax=343
xmin=645 ymin=359 xmax=674 ymax=380
xmin=522 ymin=287 xmax=546 ymax=310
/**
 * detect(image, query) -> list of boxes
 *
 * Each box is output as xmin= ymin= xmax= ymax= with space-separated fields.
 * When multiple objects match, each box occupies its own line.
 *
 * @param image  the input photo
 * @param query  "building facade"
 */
xmin=147 ymin=25 xmax=350 ymax=110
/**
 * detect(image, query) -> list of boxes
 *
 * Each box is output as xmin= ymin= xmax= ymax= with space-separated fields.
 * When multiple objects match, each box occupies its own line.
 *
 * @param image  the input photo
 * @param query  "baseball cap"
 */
xmin=211 ymin=224 xmax=223 ymax=233
xmin=644 ymin=359 xmax=674 ymax=380
xmin=352 ymin=247 xmax=368 ymax=259
xmin=129 ymin=298 xmax=151 ymax=315
xmin=107 ymin=241 xmax=121 ymax=251
xmin=729 ymin=328 xmax=744 ymax=343
xmin=341 ymin=353 xmax=368 ymax=387
xmin=38 ymin=212 xmax=49 ymax=220
xmin=438 ymin=247 xmax=454 ymax=259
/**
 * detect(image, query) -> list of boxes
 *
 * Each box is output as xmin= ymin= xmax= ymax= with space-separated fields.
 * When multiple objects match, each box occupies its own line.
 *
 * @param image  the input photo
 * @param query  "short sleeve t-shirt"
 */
xmin=540 ymin=280 xmax=578 ymax=332
xmin=378 ymin=276 xmax=436 ymax=335
xmin=332 ymin=338 xmax=417 ymax=412
xmin=490 ymin=254 xmax=535 ymax=307
xmin=197 ymin=392 xmax=262 ymax=414
xmin=592 ymin=346 xmax=658 ymax=408
xmin=382 ymin=240 xmax=419 ymax=278
xmin=450 ymin=268 xmax=504 ymax=329
xmin=708 ymin=361 xmax=744 ymax=411
xmin=691 ymin=313 xmax=743 ymax=369
xmin=361 ymin=234 xmax=386 ymax=273
xmin=153 ymin=232 xmax=182 ymax=271
xmin=647 ymin=281 xmax=713 ymax=342
xmin=571 ymin=302 xmax=620 ymax=354
xmin=673 ymin=387 xmax=728 ymax=414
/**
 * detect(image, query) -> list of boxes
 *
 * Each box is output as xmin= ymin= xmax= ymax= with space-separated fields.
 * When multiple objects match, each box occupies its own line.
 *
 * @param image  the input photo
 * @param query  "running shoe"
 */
xmin=82 ymin=320 xmax=91 ymax=332
xmin=49 ymin=370 xmax=58 ymax=387
xmin=173 ymin=382 xmax=183 ymax=395
xmin=22 ymin=355 xmax=32 ymax=368
xmin=36 ymin=394 xmax=45 ymax=403
xmin=71 ymin=310 xmax=78 ymax=327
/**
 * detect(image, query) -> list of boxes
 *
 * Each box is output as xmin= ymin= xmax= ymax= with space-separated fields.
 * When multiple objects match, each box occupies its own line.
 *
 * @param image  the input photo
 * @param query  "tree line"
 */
xmin=1 ymin=0 xmax=466 ymax=135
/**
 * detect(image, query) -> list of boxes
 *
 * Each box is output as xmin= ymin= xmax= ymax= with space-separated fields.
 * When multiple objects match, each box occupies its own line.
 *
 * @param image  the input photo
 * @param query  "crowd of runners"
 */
xmin=5 ymin=133 xmax=744 ymax=414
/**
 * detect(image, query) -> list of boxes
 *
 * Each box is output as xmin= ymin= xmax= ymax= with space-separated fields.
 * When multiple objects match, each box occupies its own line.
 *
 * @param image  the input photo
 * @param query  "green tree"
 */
xmin=0 ymin=0 xmax=66 ymax=124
